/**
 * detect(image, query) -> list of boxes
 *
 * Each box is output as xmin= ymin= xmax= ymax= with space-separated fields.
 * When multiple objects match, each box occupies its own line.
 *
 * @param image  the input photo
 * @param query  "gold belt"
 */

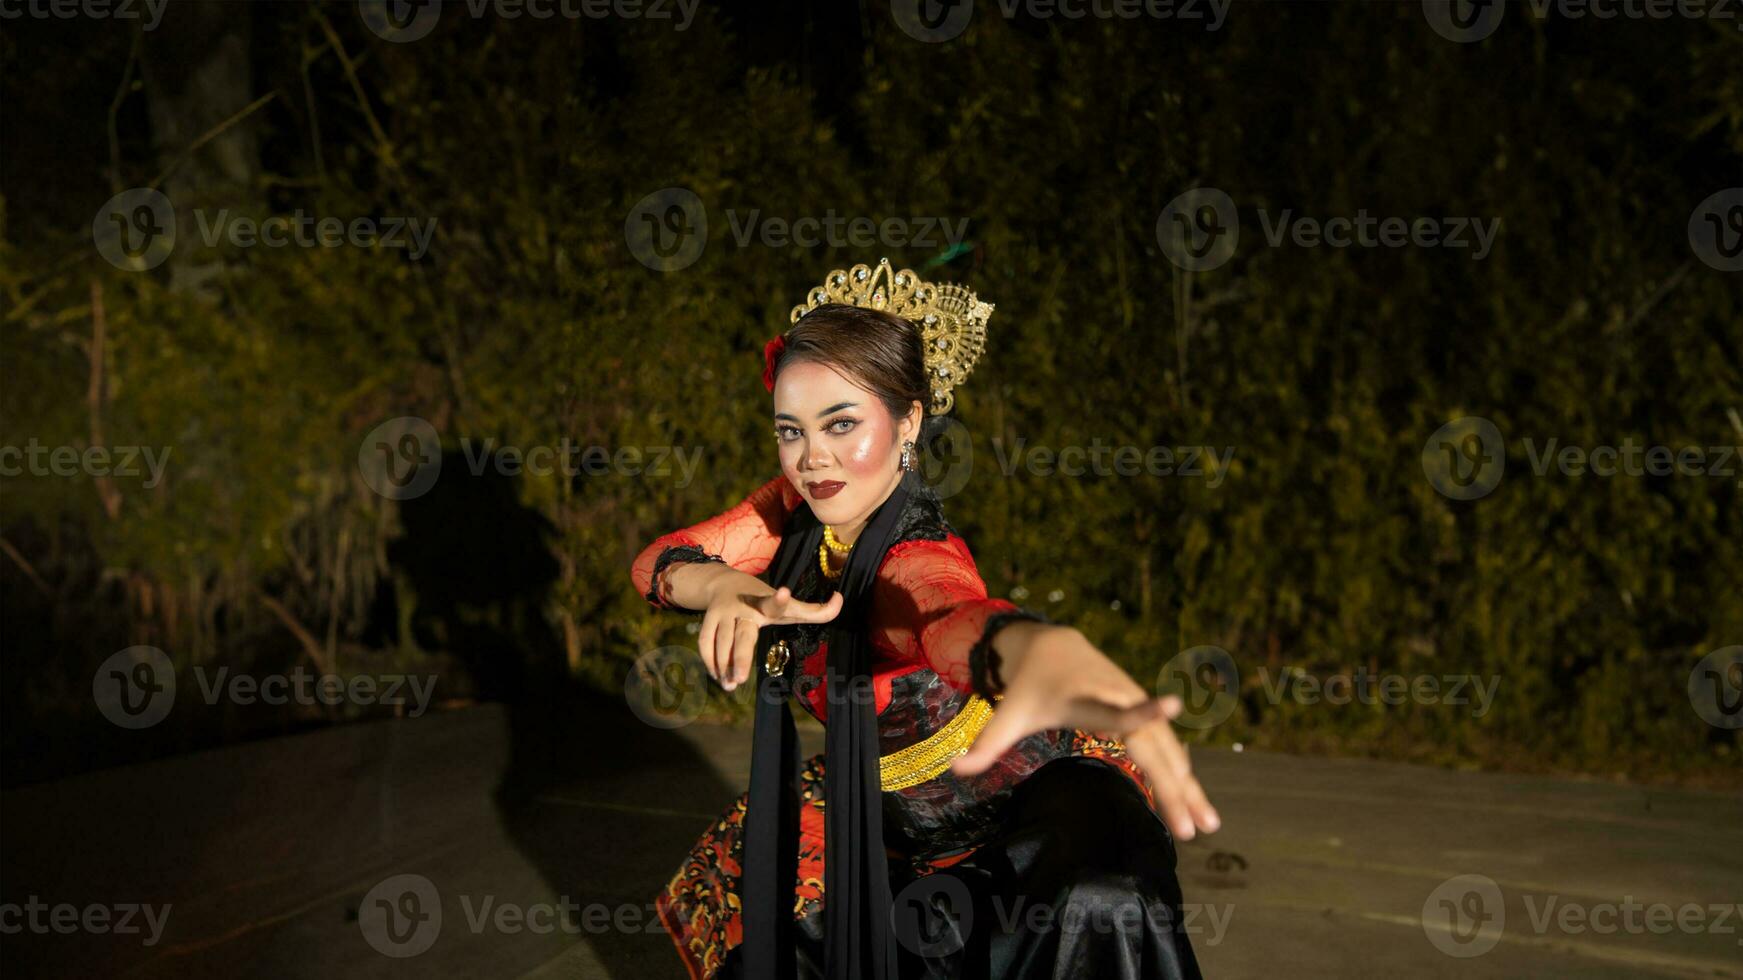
xmin=764 ymin=640 xmax=1002 ymax=792
xmin=879 ymin=694 xmax=998 ymax=791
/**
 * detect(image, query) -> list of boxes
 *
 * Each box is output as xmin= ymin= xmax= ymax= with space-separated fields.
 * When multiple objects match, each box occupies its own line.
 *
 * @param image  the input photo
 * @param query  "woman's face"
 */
xmin=773 ymin=360 xmax=918 ymax=529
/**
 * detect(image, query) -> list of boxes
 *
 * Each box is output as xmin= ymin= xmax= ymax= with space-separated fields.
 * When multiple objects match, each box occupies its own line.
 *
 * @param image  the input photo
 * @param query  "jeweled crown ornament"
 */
xmin=788 ymin=257 xmax=993 ymax=415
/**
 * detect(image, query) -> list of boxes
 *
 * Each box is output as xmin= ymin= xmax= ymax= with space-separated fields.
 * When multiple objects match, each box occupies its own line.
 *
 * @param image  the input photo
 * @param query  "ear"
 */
xmin=901 ymin=399 xmax=924 ymax=441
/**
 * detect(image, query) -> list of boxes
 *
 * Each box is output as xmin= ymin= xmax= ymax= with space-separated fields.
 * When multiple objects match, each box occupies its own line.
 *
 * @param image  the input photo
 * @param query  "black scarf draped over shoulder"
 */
xmin=740 ymin=470 xmax=917 ymax=980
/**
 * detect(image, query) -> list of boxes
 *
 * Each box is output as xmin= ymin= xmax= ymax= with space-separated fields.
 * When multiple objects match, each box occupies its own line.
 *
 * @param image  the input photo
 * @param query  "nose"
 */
xmin=802 ymin=438 xmax=832 ymax=471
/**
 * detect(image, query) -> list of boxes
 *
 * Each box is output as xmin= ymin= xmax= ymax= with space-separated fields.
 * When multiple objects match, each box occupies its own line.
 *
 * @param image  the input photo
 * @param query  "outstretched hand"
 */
xmin=950 ymin=626 xmax=1221 ymax=842
xmin=699 ymin=584 xmax=842 ymax=691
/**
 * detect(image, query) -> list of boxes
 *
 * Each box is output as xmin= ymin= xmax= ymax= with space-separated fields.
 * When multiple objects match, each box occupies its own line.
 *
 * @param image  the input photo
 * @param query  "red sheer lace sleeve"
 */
xmin=873 ymin=535 xmax=1052 ymax=697
xmin=631 ymin=474 xmax=804 ymax=612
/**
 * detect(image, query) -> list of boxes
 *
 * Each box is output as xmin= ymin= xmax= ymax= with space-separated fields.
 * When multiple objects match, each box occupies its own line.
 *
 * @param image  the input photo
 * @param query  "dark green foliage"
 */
xmin=1 ymin=2 xmax=1737 ymax=784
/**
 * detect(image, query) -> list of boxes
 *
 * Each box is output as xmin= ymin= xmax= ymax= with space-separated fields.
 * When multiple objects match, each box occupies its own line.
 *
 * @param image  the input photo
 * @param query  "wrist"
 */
xmin=968 ymin=607 xmax=1058 ymax=702
xmin=700 ymin=566 xmax=769 ymax=606
xmin=993 ymin=621 xmax=1074 ymax=682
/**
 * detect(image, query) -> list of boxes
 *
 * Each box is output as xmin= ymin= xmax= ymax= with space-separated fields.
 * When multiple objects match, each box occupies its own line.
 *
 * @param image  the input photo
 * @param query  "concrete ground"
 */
xmin=2 ymin=693 xmax=1738 ymax=979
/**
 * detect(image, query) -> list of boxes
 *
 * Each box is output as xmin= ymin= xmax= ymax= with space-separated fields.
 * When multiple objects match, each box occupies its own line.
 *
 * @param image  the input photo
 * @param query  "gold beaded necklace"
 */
xmin=819 ymin=525 xmax=852 ymax=580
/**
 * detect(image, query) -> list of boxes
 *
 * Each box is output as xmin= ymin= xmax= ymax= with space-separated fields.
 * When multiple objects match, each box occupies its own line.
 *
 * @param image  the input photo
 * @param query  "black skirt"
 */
xmin=721 ymin=756 xmax=1204 ymax=980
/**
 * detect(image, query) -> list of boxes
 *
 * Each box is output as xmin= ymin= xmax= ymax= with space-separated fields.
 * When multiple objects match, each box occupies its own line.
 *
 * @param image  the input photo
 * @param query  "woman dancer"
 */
xmin=632 ymin=259 xmax=1219 ymax=979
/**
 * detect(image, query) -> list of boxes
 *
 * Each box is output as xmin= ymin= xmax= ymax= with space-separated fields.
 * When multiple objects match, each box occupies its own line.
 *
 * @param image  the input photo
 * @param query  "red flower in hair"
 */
xmin=762 ymin=334 xmax=787 ymax=392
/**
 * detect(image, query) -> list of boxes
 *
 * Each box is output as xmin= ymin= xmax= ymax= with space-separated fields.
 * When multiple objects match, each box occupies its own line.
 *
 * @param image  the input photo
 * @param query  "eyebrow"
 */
xmin=773 ymin=401 xmax=859 ymax=422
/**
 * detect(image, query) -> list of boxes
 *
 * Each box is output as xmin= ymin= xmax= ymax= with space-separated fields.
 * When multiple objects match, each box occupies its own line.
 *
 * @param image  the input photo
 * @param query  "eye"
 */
xmin=825 ymin=417 xmax=858 ymax=434
xmin=775 ymin=425 xmax=801 ymax=442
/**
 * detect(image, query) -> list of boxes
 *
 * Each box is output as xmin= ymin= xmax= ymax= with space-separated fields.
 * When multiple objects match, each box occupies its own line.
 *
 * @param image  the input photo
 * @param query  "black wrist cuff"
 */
xmin=646 ymin=544 xmax=727 ymax=612
xmin=968 ymin=606 xmax=1053 ymax=701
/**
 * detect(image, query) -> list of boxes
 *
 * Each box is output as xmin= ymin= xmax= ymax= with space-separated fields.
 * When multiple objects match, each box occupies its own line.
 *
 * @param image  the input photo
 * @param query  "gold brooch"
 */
xmin=765 ymin=639 xmax=791 ymax=676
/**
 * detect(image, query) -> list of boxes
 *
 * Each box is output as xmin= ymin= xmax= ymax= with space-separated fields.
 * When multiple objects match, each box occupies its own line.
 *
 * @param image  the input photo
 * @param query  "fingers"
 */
xmin=1124 ymin=729 xmax=1199 ymax=841
xmin=951 ymin=699 xmax=1032 ymax=777
xmin=1063 ymin=695 xmax=1166 ymax=735
xmin=712 ymin=610 xmax=737 ymax=689
xmin=770 ymin=590 xmax=843 ymax=625
xmin=1125 ymin=724 xmax=1220 ymax=840
xmin=727 ymin=618 xmax=759 ymax=689
xmin=698 ymin=608 xmax=722 ymax=685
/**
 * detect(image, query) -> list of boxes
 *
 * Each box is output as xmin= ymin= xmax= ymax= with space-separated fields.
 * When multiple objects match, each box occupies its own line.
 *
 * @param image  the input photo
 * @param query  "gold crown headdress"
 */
xmin=784 ymin=257 xmax=993 ymax=415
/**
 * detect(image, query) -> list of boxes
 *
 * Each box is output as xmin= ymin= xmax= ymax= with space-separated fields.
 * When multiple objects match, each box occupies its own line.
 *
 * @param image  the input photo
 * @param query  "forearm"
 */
xmin=660 ymin=561 xmax=771 ymax=612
